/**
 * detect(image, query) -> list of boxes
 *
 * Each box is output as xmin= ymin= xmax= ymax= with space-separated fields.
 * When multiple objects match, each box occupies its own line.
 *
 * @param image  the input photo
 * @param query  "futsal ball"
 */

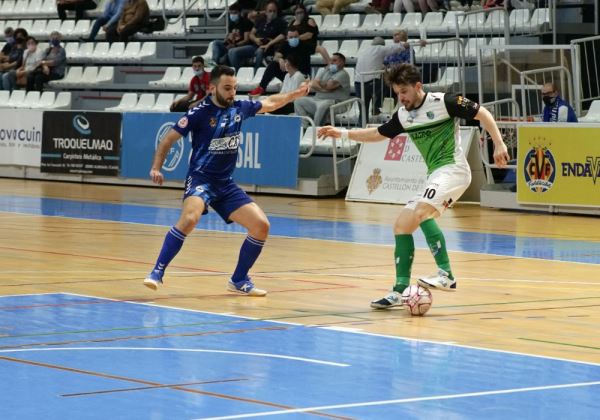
xmin=401 ymin=285 xmax=433 ymax=316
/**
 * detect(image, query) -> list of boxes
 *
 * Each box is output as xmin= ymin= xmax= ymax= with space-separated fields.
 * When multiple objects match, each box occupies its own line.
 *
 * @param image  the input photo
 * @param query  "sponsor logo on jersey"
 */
xmin=177 ymin=117 xmax=188 ymax=128
xmin=427 ymin=111 xmax=435 ymax=120
xmin=208 ymin=133 xmax=241 ymax=151
xmin=156 ymin=122 xmax=184 ymax=172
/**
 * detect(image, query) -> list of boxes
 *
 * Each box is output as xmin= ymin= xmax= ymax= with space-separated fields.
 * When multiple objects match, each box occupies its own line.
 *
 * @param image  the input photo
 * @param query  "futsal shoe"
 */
xmin=370 ymin=291 xmax=405 ymax=309
xmin=143 ymin=270 xmax=164 ymax=291
xmin=227 ymin=278 xmax=267 ymax=297
xmin=417 ymin=269 xmax=456 ymax=292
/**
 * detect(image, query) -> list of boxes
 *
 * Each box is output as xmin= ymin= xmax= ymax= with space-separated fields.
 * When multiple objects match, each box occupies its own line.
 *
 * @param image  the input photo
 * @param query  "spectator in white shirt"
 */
xmin=355 ymin=36 xmax=408 ymax=117
xmin=269 ymin=54 xmax=306 ymax=115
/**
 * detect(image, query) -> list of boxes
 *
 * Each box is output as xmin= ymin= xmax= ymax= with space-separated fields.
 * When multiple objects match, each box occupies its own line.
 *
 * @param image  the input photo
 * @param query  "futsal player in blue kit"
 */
xmin=144 ymin=65 xmax=310 ymax=296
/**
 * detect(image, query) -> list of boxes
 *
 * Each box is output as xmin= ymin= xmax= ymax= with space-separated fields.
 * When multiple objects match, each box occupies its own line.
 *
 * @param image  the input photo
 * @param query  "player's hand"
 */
xmin=150 ymin=168 xmax=164 ymax=186
xmin=318 ymin=125 xmax=341 ymax=139
xmin=493 ymin=142 xmax=510 ymax=168
xmin=296 ymin=81 xmax=310 ymax=97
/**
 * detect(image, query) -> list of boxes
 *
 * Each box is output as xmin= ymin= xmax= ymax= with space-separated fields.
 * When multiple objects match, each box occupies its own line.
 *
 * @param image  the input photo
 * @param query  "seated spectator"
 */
xmin=0 ymin=27 xmax=15 ymax=63
xmin=0 ymin=30 xmax=26 ymax=85
xmin=541 ymin=82 xmax=578 ymax=123
xmin=56 ymin=0 xmax=98 ymax=21
xmin=355 ymin=36 xmax=409 ymax=117
xmin=365 ymin=0 xmax=392 ymax=14
xmin=269 ymin=54 xmax=307 ymax=115
xmin=26 ymin=31 xmax=66 ymax=92
xmin=393 ymin=0 xmax=439 ymax=14
xmin=228 ymin=1 xmax=287 ymax=70
xmin=248 ymin=28 xmax=311 ymax=96
xmin=315 ymin=0 xmax=358 ymax=15
xmin=2 ymin=36 xmax=43 ymax=91
xmin=85 ymin=0 xmax=125 ymax=41
xmin=383 ymin=30 xmax=414 ymax=67
xmin=105 ymin=0 xmax=149 ymax=43
xmin=212 ymin=3 xmax=254 ymax=66
xmin=169 ymin=56 xmax=211 ymax=112
xmin=294 ymin=53 xmax=351 ymax=125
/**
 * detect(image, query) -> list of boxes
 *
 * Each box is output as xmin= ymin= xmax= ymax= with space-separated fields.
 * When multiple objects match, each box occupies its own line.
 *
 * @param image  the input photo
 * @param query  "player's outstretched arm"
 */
xmin=149 ymin=128 xmax=182 ymax=186
xmin=258 ymin=82 xmax=310 ymax=114
xmin=474 ymin=106 xmax=510 ymax=168
xmin=318 ymin=126 xmax=387 ymax=143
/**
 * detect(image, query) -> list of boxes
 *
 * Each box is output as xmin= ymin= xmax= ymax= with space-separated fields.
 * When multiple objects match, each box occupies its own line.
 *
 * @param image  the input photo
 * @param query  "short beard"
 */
xmin=215 ymin=91 xmax=234 ymax=108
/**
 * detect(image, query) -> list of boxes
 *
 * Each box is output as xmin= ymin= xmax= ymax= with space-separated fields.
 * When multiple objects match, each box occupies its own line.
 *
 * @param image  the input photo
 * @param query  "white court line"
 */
xmin=195 ymin=380 xmax=600 ymax=420
xmin=61 ymin=292 xmax=600 ymax=368
xmin=0 ymin=347 xmax=349 ymax=367
xmin=1 ymin=209 xmax=599 ymax=267
xmin=0 ymin=292 xmax=63 ymax=299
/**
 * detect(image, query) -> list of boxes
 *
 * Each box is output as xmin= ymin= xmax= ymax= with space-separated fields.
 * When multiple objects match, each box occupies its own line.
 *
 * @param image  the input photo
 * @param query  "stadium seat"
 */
xmin=483 ymin=9 xmax=507 ymax=34
xmin=0 ymin=91 xmax=9 ymax=108
xmin=93 ymin=42 xmax=110 ymax=61
xmin=335 ymin=14 xmax=361 ymax=36
xmin=356 ymin=13 xmax=382 ymax=37
xmin=40 ymin=0 xmax=56 ymax=15
xmin=152 ymin=93 xmax=175 ymax=112
xmin=49 ymin=66 xmax=83 ymax=87
xmin=29 ymin=19 xmax=47 ymax=37
xmin=13 ymin=0 xmax=30 ymax=15
xmin=31 ymin=91 xmax=56 ymax=109
xmin=177 ymin=67 xmax=194 ymax=89
xmin=96 ymin=66 xmax=115 ymax=84
xmin=379 ymin=13 xmax=402 ymax=35
xmin=60 ymin=19 xmax=76 ymax=38
xmin=19 ymin=91 xmax=42 ymax=109
xmin=462 ymin=13 xmax=487 ymax=35
xmin=440 ymin=11 xmax=465 ymax=35
xmin=0 ymin=1 xmax=16 ymax=15
xmin=465 ymin=37 xmax=489 ymax=61
xmin=201 ymin=40 xmax=215 ymax=63
xmin=510 ymin=8 xmax=531 ymax=32
xmin=422 ymin=12 xmax=444 ymax=33
xmin=104 ymin=42 xmax=125 ymax=61
xmin=75 ymin=42 xmax=94 ymax=63
xmin=28 ymin=0 xmax=44 ymax=14
xmin=106 ymin=93 xmax=138 ymax=111
xmin=121 ymin=42 xmax=141 ymax=62
xmin=424 ymin=67 xmax=460 ymax=92
xmin=579 ymin=100 xmax=600 ymax=122
xmin=18 ymin=20 xmax=33 ymax=34
xmin=79 ymin=66 xmax=99 ymax=87
xmin=236 ymin=67 xmax=255 ymax=91
xmin=64 ymin=42 xmax=79 ymax=61
xmin=7 ymin=90 xmax=26 ymax=108
xmin=320 ymin=14 xmax=341 ymax=36
xmin=138 ymin=41 xmax=157 ymax=60
xmin=135 ymin=93 xmax=156 ymax=111
xmin=399 ymin=12 xmax=422 ymax=35
xmin=73 ymin=19 xmax=90 ymax=37
xmin=309 ymin=15 xmax=322 ymax=27
xmin=45 ymin=19 xmax=62 ymax=34
xmin=530 ymin=8 xmax=550 ymax=32
xmin=339 ymin=40 xmax=359 ymax=64
xmin=149 ymin=67 xmax=181 ymax=87
xmin=311 ymin=40 xmax=338 ymax=65
xmin=50 ymin=91 xmax=72 ymax=109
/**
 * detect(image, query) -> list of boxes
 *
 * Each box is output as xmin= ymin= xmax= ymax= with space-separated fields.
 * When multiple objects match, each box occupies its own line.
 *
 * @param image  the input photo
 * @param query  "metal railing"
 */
xmin=571 ymin=34 xmax=600 ymax=114
xmin=329 ymin=98 xmax=363 ymax=191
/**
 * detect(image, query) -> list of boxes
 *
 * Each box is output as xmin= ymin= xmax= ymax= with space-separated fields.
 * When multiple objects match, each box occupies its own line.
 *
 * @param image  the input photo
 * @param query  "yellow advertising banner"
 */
xmin=517 ymin=124 xmax=600 ymax=206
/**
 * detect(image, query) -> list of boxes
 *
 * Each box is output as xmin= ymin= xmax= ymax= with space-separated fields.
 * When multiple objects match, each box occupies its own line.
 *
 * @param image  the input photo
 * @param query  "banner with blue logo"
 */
xmin=121 ymin=113 xmax=301 ymax=188
xmin=41 ymin=111 xmax=121 ymax=175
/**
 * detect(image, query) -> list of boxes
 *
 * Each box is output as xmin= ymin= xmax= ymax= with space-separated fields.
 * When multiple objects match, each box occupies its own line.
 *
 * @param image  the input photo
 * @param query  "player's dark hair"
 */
xmin=385 ymin=63 xmax=421 ymax=86
xmin=191 ymin=55 xmax=204 ymax=65
xmin=210 ymin=65 xmax=235 ymax=84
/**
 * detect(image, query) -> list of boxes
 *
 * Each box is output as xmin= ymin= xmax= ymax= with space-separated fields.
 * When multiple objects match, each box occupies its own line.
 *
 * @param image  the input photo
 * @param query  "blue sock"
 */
xmin=231 ymin=236 xmax=265 ymax=283
xmin=153 ymin=227 xmax=186 ymax=272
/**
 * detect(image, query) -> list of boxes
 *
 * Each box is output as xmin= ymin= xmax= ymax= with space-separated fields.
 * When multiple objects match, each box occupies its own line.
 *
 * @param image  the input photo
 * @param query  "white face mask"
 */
xmin=193 ymin=69 xmax=204 ymax=77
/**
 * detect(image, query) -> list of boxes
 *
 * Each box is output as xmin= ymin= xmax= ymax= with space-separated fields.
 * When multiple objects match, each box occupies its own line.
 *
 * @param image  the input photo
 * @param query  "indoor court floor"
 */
xmin=0 ymin=179 xmax=599 ymax=419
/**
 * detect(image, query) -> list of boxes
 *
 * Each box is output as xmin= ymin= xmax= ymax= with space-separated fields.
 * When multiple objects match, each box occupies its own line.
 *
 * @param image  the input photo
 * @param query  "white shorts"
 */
xmin=405 ymin=164 xmax=471 ymax=214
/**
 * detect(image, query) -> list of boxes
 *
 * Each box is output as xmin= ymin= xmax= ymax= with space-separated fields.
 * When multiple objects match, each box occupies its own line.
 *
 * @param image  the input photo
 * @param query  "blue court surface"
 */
xmin=0 ymin=293 xmax=599 ymax=419
xmin=1 ymin=195 xmax=600 ymax=264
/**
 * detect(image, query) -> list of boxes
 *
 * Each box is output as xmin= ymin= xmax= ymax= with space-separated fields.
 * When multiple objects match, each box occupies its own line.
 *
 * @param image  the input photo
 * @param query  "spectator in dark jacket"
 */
xmin=86 ymin=0 xmax=125 ymax=41
xmin=106 ymin=0 xmax=149 ymax=43
xmin=212 ymin=3 xmax=254 ymax=65
xmin=27 ymin=31 xmax=67 ymax=91
xmin=0 ymin=30 xmax=26 ymax=82
xmin=56 ymin=0 xmax=98 ymax=21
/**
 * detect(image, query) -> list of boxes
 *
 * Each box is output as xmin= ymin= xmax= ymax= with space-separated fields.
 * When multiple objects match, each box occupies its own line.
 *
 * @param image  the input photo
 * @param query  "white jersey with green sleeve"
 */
xmin=377 ymin=92 xmax=480 ymax=175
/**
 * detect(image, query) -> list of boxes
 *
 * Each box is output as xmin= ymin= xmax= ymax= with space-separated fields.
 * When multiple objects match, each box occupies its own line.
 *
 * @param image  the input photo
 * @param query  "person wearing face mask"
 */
xmin=294 ymin=53 xmax=352 ymax=126
xmin=2 ymin=36 xmax=44 ymax=91
xmin=541 ymin=82 xmax=578 ymax=123
xmin=269 ymin=55 xmax=306 ymax=115
xmin=26 ymin=31 xmax=66 ymax=92
xmin=212 ymin=3 xmax=254 ymax=66
xmin=228 ymin=1 xmax=286 ymax=71
xmin=0 ymin=27 xmax=15 ymax=63
xmin=169 ymin=56 xmax=212 ymax=112
xmin=0 ymin=29 xmax=26 ymax=83
xmin=248 ymin=28 xmax=310 ymax=96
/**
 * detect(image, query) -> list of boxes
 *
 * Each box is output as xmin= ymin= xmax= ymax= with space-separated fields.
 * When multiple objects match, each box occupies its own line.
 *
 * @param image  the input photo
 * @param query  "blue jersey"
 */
xmin=172 ymin=96 xmax=262 ymax=179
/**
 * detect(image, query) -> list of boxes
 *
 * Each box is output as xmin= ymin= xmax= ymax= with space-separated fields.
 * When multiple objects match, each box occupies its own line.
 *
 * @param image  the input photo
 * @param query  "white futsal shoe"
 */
xmin=417 ymin=269 xmax=456 ymax=292
xmin=370 ymin=291 xmax=406 ymax=309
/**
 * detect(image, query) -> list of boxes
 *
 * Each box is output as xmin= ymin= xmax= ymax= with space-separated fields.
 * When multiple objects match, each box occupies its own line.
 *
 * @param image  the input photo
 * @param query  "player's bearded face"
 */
xmin=395 ymin=83 xmax=422 ymax=111
xmin=213 ymin=77 xmax=237 ymax=107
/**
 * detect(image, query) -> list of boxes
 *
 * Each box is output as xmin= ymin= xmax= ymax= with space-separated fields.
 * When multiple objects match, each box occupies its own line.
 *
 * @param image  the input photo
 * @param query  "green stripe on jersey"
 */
xmin=405 ymin=117 xmax=456 ymax=174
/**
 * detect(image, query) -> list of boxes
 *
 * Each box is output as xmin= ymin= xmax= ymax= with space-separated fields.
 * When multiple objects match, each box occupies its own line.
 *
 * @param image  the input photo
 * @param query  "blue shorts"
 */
xmin=183 ymin=172 xmax=253 ymax=223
